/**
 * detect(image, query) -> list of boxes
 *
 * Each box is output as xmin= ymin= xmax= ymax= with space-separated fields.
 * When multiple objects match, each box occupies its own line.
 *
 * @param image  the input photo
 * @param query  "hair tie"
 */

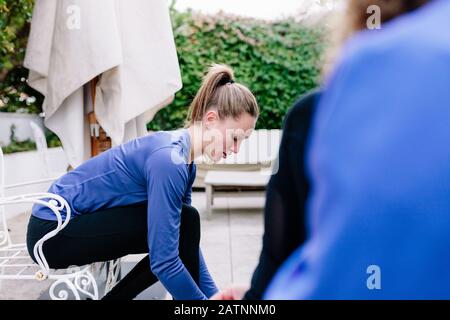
xmin=218 ymin=78 xmax=235 ymax=86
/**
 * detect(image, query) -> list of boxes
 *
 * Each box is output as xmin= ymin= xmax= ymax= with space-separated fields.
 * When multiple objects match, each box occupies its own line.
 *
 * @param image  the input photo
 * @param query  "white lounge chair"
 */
xmin=0 ymin=146 xmax=120 ymax=299
xmin=200 ymin=129 xmax=282 ymax=218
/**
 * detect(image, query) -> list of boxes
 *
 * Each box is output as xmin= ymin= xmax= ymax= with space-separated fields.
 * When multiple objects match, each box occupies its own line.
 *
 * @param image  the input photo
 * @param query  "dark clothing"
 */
xmin=27 ymin=203 xmax=203 ymax=300
xmin=243 ymin=90 xmax=321 ymax=300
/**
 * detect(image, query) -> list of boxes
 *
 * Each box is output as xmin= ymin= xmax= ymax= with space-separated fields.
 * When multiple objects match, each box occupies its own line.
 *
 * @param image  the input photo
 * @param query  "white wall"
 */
xmin=0 ymin=113 xmax=45 ymax=146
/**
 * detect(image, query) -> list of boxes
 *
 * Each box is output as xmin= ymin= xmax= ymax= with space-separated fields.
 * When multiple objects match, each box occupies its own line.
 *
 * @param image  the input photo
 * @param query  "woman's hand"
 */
xmin=209 ymin=285 xmax=249 ymax=300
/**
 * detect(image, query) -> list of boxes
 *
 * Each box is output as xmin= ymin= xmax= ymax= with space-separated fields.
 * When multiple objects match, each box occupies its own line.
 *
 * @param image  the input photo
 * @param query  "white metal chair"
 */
xmin=29 ymin=121 xmax=122 ymax=295
xmin=0 ymin=147 xmax=120 ymax=299
xmin=29 ymin=121 xmax=68 ymax=178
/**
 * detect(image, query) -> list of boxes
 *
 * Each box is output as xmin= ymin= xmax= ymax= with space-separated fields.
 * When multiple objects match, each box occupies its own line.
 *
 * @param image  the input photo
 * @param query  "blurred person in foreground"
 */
xmin=265 ymin=0 xmax=450 ymax=299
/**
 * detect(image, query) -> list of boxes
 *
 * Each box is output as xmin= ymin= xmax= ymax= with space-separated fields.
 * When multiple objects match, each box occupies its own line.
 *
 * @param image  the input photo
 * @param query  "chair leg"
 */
xmin=104 ymin=258 xmax=122 ymax=296
xmin=206 ymin=185 xmax=213 ymax=219
xmin=0 ymin=267 xmax=3 ymax=291
xmin=49 ymin=266 xmax=99 ymax=300
xmin=0 ymin=250 xmax=6 ymax=292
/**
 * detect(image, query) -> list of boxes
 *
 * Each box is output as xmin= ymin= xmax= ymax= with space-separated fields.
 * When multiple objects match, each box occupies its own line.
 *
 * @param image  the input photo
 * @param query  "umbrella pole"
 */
xmin=87 ymin=77 xmax=122 ymax=293
xmin=88 ymin=77 xmax=112 ymax=157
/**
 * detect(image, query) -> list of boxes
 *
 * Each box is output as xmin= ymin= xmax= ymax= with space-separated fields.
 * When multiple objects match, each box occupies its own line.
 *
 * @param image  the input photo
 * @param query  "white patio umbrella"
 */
xmin=24 ymin=0 xmax=182 ymax=168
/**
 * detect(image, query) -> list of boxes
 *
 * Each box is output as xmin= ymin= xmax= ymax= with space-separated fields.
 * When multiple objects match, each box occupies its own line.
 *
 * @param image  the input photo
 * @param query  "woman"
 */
xmin=26 ymin=64 xmax=259 ymax=300
xmin=266 ymin=0 xmax=450 ymax=299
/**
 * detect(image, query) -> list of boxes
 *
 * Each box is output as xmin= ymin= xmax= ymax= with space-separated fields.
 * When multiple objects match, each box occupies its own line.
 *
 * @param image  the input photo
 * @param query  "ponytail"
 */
xmin=186 ymin=64 xmax=259 ymax=126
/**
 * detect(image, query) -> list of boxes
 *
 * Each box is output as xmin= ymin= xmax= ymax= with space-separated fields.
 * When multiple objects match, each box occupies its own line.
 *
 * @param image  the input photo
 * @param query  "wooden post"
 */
xmin=88 ymin=77 xmax=112 ymax=157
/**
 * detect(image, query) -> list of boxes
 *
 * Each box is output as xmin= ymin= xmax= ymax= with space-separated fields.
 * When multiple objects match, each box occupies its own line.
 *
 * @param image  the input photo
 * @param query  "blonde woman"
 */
xmin=26 ymin=64 xmax=259 ymax=300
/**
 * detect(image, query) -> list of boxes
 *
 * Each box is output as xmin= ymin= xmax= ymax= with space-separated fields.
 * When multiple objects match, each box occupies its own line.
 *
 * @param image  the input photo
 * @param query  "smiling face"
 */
xmin=202 ymin=110 xmax=257 ymax=162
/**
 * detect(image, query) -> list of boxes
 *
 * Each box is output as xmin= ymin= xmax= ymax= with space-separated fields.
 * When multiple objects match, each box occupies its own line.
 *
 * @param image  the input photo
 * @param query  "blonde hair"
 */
xmin=323 ymin=0 xmax=430 ymax=76
xmin=186 ymin=64 xmax=259 ymax=126
xmin=345 ymin=0 xmax=430 ymax=37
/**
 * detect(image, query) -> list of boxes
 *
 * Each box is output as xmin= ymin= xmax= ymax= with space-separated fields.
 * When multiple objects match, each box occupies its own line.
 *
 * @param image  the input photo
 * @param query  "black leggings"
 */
xmin=26 ymin=202 xmax=200 ymax=300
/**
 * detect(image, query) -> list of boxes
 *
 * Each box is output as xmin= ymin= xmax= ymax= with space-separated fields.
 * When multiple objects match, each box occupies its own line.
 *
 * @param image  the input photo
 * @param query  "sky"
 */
xmin=171 ymin=0 xmax=341 ymax=21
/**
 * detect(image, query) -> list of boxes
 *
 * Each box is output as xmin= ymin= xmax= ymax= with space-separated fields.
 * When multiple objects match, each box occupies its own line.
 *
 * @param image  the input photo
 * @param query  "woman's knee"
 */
xmin=180 ymin=204 xmax=201 ymax=242
xmin=181 ymin=204 xmax=200 ymax=226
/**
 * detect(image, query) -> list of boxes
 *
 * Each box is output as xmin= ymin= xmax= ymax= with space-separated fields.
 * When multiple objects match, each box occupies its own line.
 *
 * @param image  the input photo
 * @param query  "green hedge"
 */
xmin=148 ymin=8 xmax=325 ymax=131
xmin=0 ymin=0 xmax=43 ymax=114
xmin=0 ymin=0 xmax=33 ymax=74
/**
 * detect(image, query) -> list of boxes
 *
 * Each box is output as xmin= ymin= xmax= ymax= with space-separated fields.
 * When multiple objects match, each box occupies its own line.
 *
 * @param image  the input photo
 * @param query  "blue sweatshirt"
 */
xmin=32 ymin=129 xmax=218 ymax=300
xmin=265 ymin=0 xmax=450 ymax=299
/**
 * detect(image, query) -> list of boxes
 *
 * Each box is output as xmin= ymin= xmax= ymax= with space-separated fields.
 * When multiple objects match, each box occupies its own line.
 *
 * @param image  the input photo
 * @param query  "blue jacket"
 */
xmin=265 ymin=0 xmax=450 ymax=299
xmin=32 ymin=129 xmax=218 ymax=300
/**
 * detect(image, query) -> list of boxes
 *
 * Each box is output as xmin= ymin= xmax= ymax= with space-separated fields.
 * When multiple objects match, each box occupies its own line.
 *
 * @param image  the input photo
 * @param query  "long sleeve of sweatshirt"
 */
xmin=145 ymin=147 xmax=207 ymax=300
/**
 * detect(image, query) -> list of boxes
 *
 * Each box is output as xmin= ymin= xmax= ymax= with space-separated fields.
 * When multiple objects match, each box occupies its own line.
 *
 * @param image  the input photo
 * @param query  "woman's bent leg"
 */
xmin=101 ymin=204 xmax=202 ymax=300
